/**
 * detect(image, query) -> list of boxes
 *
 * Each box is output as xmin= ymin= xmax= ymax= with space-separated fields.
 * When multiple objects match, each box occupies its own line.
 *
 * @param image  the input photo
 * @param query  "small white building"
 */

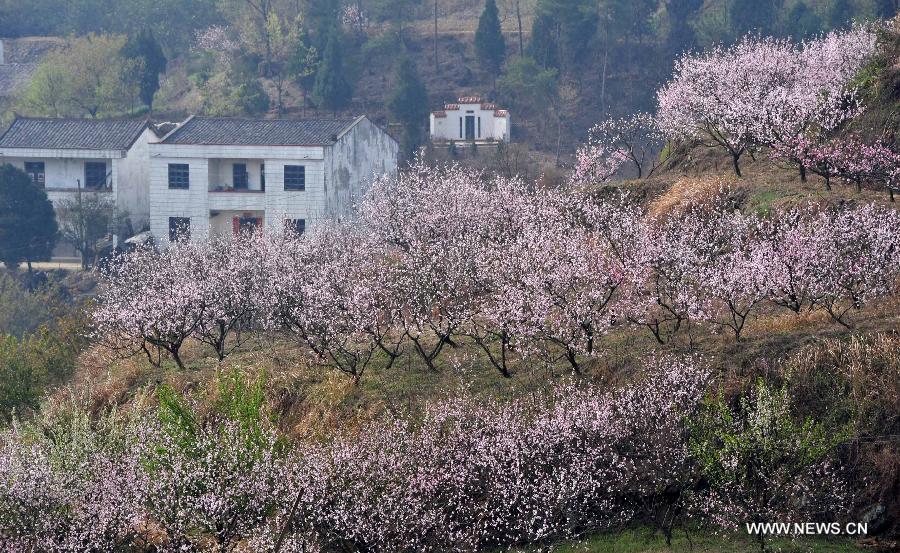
xmin=149 ymin=115 xmax=398 ymax=244
xmin=0 ymin=117 xmax=156 ymax=231
xmin=429 ymin=96 xmax=510 ymax=143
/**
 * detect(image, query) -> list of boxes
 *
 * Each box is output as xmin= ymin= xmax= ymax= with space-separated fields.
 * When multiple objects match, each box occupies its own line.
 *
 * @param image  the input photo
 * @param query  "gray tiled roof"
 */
xmin=0 ymin=117 xmax=150 ymax=150
xmin=159 ymin=116 xmax=359 ymax=146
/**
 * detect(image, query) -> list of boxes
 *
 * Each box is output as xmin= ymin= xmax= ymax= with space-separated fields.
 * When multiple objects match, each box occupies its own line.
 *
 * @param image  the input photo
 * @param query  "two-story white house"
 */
xmin=0 ymin=116 xmax=156 ymax=231
xmin=429 ymin=96 xmax=510 ymax=143
xmin=149 ymin=115 xmax=398 ymax=243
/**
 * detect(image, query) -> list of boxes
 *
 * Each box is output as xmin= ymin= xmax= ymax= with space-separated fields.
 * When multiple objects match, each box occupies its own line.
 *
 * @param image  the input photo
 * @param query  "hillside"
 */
xmin=3 ymin=4 xmax=900 ymax=552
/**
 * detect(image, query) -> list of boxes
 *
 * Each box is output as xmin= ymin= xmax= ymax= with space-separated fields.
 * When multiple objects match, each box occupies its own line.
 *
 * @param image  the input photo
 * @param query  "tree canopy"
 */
xmin=0 ymin=165 xmax=58 ymax=271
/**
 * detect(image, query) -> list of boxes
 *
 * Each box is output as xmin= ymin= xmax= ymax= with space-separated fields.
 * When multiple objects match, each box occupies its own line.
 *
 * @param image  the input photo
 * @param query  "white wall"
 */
xmin=149 ymin=155 xmax=211 ymax=243
xmin=430 ymin=103 xmax=510 ymax=142
xmin=324 ymin=116 xmax=398 ymax=218
xmin=148 ymin=119 xmax=397 ymax=244
xmin=149 ymin=142 xmax=328 ymax=243
xmin=117 ymin=127 xmax=155 ymax=231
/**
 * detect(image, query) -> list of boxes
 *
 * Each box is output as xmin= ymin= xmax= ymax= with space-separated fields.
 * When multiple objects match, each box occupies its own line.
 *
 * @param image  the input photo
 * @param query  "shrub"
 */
xmin=689 ymin=378 xmax=853 ymax=550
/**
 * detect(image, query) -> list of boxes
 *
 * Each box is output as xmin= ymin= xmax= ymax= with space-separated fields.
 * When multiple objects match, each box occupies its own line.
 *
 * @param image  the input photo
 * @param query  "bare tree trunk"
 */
xmin=516 ymin=0 xmax=524 ymax=56
xmin=433 ymin=0 xmax=439 ymax=72
xmin=600 ymin=46 xmax=608 ymax=115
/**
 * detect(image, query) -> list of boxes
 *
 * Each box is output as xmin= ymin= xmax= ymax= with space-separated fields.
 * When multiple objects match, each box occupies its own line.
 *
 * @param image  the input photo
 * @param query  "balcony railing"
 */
xmin=208 ymin=183 xmax=264 ymax=193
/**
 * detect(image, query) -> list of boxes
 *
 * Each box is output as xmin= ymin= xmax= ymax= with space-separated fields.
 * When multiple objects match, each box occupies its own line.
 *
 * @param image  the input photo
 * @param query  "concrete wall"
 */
xmin=0 ymin=152 xmax=119 ymax=231
xmin=324 ymin=116 xmax=399 ymax=218
xmin=0 ymin=135 xmax=153 ymax=236
xmin=149 ymin=142 xmax=328 ymax=243
xmin=430 ymin=103 xmax=510 ymax=142
xmin=117 ymin=127 xmax=155 ymax=231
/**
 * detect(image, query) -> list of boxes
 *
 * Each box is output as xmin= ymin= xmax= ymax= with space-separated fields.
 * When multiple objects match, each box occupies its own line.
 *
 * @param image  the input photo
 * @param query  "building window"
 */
xmin=459 ymin=117 xmax=463 ymax=138
xmin=478 ymin=117 xmax=481 ymax=138
xmin=168 ymin=164 xmax=190 ymax=189
xmin=24 ymin=162 xmax=45 ymax=188
xmin=285 ymin=218 xmax=305 ymax=236
xmin=84 ymin=162 xmax=107 ymax=189
xmin=233 ymin=163 xmax=248 ymax=190
xmin=168 ymin=217 xmax=190 ymax=242
xmin=260 ymin=164 xmax=265 ymax=192
xmin=284 ymin=165 xmax=305 ymax=191
xmin=234 ymin=216 xmax=262 ymax=236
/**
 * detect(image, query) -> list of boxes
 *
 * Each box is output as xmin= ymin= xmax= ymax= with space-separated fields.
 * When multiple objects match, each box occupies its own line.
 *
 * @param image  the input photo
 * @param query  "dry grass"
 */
xmin=645 ymin=175 xmax=736 ymax=219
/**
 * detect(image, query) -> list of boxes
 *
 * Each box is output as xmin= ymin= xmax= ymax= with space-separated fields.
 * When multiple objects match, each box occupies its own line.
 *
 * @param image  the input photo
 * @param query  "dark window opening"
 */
xmin=84 ymin=162 xmax=107 ymax=189
xmin=24 ymin=162 xmax=45 ymax=188
xmin=168 ymin=164 xmax=190 ymax=189
xmin=284 ymin=165 xmax=305 ymax=191
xmin=233 ymin=163 xmax=248 ymax=189
xmin=260 ymin=164 xmax=265 ymax=192
xmin=285 ymin=218 xmax=306 ymax=236
xmin=459 ymin=117 xmax=463 ymax=138
xmin=234 ymin=216 xmax=262 ymax=236
xmin=168 ymin=217 xmax=190 ymax=242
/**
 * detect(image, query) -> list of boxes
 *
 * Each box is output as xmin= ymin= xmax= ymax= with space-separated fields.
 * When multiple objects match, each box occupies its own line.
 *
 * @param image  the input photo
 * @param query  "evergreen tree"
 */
xmin=527 ymin=12 xmax=559 ymax=69
xmin=475 ymin=0 xmax=506 ymax=88
xmin=313 ymin=26 xmax=353 ymax=116
xmin=122 ymin=28 xmax=167 ymax=111
xmin=388 ymin=56 xmax=429 ymax=159
xmin=827 ymin=0 xmax=855 ymax=30
xmin=0 ymin=165 xmax=58 ymax=272
xmin=780 ymin=1 xmax=822 ymax=41
xmin=728 ymin=0 xmax=779 ymax=38
xmin=665 ymin=0 xmax=704 ymax=54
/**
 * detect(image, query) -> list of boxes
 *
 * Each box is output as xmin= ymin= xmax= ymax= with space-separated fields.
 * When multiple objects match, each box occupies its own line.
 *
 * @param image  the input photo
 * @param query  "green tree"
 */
xmin=0 ymin=164 xmax=58 ymax=272
xmin=779 ymin=1 xmax=822 ymax=41
xmin=388 ymin=56 xmax=429 ymax=159
xmin=475 ymin=0 xmax=506 ymax=89
xmin=313 ymin=26 xmax=353 ymax=116
xmin=289 ymin=26 xmax=320 ymax=115
xmin=18 ymin=34 xmax=142 ymax=118
xmin=727 ymin=0 xmax=779 ymax=38
xmin=690 ymin=380 xmax=851 ymax=552
xmin=826 ymin=0 xmax=856 ymax=30
xmin=527 ymin=11 xmax=560 ymax=69
xmin=527 ymin=0 xmax=596 ymax=73
xmin=122 ymin=28 xmax=168 ymax=111
xmin=664 ymin=0 xmax=704 ymax=54
xmin=369 ymin=0 xmax=423 ymax=43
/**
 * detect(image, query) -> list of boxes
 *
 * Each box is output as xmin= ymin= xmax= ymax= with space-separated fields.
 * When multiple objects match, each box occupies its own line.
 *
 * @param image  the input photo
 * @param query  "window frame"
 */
xmin=284 ymin=165 xmax=306 ymax=191
xmin=24 ymin=161 xmax=45 ymax=188
xmin=232 ymin=163 xmax=249 ymax=190
xmin=168 ymin=163 xmax=190 ymax=190
xmin=84 ymin=161 xmax=107 ymax=190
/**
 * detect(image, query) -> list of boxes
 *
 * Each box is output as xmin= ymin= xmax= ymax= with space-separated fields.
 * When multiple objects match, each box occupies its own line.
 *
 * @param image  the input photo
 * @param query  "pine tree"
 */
xmin=0 ymin=164 xmax=58 ymax=272
xmin=313 ymin=26 xmax=353 ymax=116
xmin=475 ymin=0 xmax=506 ymax=88
xmin=826 ymin=0 xmax=855 ymax=31
xmin=122 ymin=29 xmax=167 ymax=112
xmin=527 ymin=12 xmax=559 ymax=70
xmin=388 ymin=56 xmax=429 ymax=159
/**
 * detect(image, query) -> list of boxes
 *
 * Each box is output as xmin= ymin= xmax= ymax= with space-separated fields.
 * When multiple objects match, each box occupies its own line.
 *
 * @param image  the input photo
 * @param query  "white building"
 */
xmin=0 ymin=117 xmax=156 ymax=231
xmin=429 ymin=96 xmax=510 ymax=143
xmin=149 ymin=115 xmax=398 ymax=243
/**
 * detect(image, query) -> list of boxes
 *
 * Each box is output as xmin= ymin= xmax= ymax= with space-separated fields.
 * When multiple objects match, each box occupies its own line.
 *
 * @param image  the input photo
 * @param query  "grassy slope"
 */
xmin=64 ymin=155 xmax=900 ymax=437
xmin=52 ymin=154 xmax=900 ymax=550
